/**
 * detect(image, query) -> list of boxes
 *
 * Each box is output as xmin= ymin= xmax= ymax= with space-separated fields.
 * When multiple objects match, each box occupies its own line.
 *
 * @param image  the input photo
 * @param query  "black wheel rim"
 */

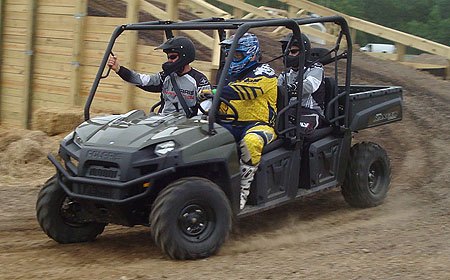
xmin=178 ymin=203 xmax=215 ymax=242
xmin=368 ymin=160 xmax=384 ymax=194
xmin=60 ymin=197 xmax=89 ymax=227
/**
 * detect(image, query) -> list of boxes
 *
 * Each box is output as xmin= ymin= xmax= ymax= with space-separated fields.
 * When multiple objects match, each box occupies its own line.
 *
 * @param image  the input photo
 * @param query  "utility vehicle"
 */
xmin=36 ymin=16 xmax=403 ymax=259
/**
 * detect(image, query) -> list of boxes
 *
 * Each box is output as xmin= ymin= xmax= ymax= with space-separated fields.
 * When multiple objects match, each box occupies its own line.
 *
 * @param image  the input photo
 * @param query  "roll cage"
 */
xmin=84 ymin=16 xmax=352 ymax=142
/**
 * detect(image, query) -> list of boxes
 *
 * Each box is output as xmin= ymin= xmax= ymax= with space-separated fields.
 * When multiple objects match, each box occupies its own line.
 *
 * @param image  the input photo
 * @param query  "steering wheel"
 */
xmin=216 ymin=97 xmax=238 ymax=123
xmin=198 ymin=94 xmax=238 ymax=123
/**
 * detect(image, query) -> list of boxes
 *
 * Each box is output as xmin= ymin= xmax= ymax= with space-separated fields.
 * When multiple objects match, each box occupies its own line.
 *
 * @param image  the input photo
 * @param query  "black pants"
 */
xmin=290 ymin=108 xmax=327 ymax=188
xmin=290 ymin=107 xmax=325 ymax=134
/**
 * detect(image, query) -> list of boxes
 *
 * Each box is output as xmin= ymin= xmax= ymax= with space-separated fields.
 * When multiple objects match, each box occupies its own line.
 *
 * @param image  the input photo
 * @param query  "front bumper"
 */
xmin=48 ymin=154 xmax=175 ymax=204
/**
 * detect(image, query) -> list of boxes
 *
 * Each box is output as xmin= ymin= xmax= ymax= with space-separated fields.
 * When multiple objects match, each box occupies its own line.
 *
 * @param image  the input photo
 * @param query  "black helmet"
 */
xmin=279 ymin=33 xmax=311 ymax=68
xmin=156 ymin=36 xmax=196 ymax=74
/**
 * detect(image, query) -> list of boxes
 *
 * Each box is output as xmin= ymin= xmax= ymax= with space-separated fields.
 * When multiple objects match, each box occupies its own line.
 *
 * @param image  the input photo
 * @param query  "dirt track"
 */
xmin=1 ymin=52 xmax=449 ymax=279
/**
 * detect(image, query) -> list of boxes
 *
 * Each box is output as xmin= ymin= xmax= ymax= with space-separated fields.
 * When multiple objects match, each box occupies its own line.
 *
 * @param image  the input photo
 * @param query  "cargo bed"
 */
xmin=345 ymin=85 xmax=403 ymax=131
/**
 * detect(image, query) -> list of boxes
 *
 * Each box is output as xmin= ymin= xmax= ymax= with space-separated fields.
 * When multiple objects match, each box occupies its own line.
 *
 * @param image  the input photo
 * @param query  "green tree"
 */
xmin=311 ymin=0 xmax=449 ymax=46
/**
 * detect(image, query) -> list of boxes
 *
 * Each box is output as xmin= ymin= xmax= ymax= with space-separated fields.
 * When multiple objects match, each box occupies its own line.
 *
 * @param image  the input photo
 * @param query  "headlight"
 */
xmin=155 ymin=141 xmax=176 ymax=156
xmin=74 ymin=134 xmax=84 ymax=147
xmin=63 ymin=131 xmax=74 ymax=141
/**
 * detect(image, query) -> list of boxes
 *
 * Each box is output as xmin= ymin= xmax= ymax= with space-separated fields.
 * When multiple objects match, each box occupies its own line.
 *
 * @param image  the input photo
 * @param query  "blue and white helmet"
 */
xmin=221 ymin=33 xmax=261 ymax=76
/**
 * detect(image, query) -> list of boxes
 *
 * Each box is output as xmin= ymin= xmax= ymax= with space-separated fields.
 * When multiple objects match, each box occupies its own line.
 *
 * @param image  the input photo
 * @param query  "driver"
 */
xmin=220 ymin=33 xmax=278 ymax=210
xmin=107 ymin=36 xmax=211 ymax=117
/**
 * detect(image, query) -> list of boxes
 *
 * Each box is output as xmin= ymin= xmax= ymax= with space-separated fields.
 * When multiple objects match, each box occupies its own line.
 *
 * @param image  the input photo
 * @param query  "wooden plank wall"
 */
xmin=0 ymin=2 xmax=213 ymax=127
xmin=1 ymin=0 xmax=29 ymax=126
xmin=33 ymin=0 xmax=74 ymax=114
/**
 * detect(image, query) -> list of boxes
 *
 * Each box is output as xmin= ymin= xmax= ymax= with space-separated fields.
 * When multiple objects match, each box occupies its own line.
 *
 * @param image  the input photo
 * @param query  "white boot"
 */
xmin=240 ymin=160 xmax=258 ymax=210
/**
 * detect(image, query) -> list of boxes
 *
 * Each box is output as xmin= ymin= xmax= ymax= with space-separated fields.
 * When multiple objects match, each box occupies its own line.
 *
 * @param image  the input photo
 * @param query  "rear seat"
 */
xmin=262 ymin=76 xmax=338 ymax=154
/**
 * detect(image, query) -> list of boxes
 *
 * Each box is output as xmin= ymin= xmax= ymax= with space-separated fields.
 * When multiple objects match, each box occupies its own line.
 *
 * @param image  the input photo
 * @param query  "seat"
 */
xmin=264 ymin=78 xmax=340 ymax=155
xmin=262 ymin=86 xmax=288 ymax=154
xmin=275 ymin=85 xmax=288 ymax=130
xmin=323 ymin=76 xmax=338 ymax=122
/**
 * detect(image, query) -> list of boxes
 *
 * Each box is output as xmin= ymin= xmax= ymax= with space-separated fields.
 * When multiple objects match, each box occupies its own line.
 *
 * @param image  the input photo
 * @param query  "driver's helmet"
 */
xmin=221 ymin=33 xmax=261 ymax=76
xmin=279 ymin=33 xmax=311 ymax=68
xmin=156 ymin=36 xmax=196 ymax=74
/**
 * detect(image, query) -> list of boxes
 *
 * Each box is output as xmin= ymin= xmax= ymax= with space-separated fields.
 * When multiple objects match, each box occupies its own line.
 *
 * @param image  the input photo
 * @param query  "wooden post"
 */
xmin=395 ymin=43 xmax=406 ymax=62
xmin=211 ymin=31 xmax=221 ymax=84
xmin=0 ymin=0 xmax=5 ymax=123
xmin=233 ymin=0 xmax=244 ymax=18
xmin=350 ymin=28 xmax=357 ymax=45
xmin=71 ymin=0 xmax=88 ymax=107
xmin=167 ymin=0 xmax=179 ymax=21
xmin=123 ymin=0 xmax=139 ymax=112
xmin=167 ymin=0 xmax=179 ymax=36
xmin=287 ymin=5 xmax=297 ymax=18
xmin=446 ymin=59 xmax=450 ymax=80
xmin=23 ymin=0 xmax=37 ymax=129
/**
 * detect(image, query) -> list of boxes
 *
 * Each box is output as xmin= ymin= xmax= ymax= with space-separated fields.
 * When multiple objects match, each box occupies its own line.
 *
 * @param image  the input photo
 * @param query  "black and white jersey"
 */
xmin=117 ymin=66 xmax=211 ymax=115
xmin=278 ymin=62 xmax=325 ymax=115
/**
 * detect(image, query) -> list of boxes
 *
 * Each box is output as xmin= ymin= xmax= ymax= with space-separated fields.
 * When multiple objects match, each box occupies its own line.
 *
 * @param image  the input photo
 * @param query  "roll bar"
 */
xmin=83 ymin=16 xmax=352 ymax=134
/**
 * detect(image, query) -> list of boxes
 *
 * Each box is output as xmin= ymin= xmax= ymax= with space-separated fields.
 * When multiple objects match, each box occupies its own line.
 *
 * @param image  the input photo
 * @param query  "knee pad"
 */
xmin=240 ymin=132 xmax=265 ymax=165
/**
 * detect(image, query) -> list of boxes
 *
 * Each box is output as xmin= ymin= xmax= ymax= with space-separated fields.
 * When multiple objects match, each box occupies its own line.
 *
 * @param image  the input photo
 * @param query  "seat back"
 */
xmin=276 ymin=85 xmax=287 ymax=113
xmin=263 ymin=86 xmax=290 ymax=154
xmin=273 ymin=85 xmax=292 ymax=137
xmin=323 ymin=77 xmax=338 ymax=123
xmin=309 ymin=48 xmax=332 ymax=65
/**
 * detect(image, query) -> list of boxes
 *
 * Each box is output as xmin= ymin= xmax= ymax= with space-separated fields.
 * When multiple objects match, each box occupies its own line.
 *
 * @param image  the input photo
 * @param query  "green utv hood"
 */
xmin=73 ymin=110 xmax=227 ymax=150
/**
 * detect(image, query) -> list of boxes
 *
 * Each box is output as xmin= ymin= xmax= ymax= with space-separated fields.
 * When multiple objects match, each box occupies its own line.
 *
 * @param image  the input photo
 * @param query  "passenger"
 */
xmin=107 ymin=36 xmax=211 ymax=117
xmin=278 ymin=33 xmax=326 ymax=133
xmin=220 ymin=33 xmax=278 ymax=209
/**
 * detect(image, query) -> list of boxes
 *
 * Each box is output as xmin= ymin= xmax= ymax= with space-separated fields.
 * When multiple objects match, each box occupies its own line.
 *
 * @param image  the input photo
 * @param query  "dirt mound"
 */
xmin=0 ymin=128 xmax=61 ymax=185
xmin=0 ymin=107 xmax=85 ymax=185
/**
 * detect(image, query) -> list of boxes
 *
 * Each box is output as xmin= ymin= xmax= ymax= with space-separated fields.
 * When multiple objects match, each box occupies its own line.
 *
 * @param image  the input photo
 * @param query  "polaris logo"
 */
xmin=86 ymin=150 xmax=121 ymax=161
xmin=373 ymin=111 xmax=399 ymax=122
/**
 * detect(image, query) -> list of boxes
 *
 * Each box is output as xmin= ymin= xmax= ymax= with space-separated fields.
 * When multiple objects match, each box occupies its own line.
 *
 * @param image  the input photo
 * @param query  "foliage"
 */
xmin=205 ymin=0 xmax=449 ymax=46
xmin=311 ymin=0 xmax=449 ymax=46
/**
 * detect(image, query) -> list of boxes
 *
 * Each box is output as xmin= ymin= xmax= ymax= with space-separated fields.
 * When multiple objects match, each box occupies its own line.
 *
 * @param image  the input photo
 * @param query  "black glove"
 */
xmin=287 ymin=82 xmax=298 ymax=96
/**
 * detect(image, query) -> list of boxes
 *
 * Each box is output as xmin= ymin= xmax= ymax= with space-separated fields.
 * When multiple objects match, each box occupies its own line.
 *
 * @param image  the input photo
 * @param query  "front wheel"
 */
xmin=150 ymin=177 xmax=232 ymax=260
xmin=341 ymin=142 xmax=391 ymax=208
xmin=36 ymin=175 xmax=106 ymax=243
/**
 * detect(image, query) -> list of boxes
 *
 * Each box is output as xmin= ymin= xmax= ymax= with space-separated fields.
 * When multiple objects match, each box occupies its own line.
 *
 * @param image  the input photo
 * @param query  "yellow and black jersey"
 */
xmin=221 ymin=63 xmax=278 ymax=124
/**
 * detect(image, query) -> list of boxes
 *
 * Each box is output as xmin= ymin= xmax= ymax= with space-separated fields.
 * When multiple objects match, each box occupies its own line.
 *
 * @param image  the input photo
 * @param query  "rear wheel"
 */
xmin=36 ymin=175 xmax=106 ymax=243
xmin=150 ymin=177 xmax=232 ymax=260
xmin=342 ymin=142 xmax=391 ymax=208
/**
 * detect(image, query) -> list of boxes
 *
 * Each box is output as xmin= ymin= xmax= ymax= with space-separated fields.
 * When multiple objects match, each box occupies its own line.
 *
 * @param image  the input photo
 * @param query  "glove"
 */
xmin=287 ymin=82 xmax=298 ymax=95
xmin=198 ymin=89 xmax=215 ymax=101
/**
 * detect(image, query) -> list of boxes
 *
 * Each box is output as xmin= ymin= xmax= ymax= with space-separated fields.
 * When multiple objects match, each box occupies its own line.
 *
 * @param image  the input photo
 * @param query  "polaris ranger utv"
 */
xmin=36 ymin=16 xmax=403 ymax=260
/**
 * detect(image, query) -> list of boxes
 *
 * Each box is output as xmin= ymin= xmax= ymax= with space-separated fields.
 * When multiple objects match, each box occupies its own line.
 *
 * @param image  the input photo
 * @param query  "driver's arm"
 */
xmin=117 ymin=66 xmax=164 ymax=92
xmin=193 ymin=72 xmax=212 ymax=101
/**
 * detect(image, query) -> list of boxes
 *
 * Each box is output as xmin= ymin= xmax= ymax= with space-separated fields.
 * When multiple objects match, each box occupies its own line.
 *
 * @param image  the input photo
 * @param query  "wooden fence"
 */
xmin=0 ymin=0 xmax=215 ymax=128
xmin=0 ymin=0 xmax=448 ymax=128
